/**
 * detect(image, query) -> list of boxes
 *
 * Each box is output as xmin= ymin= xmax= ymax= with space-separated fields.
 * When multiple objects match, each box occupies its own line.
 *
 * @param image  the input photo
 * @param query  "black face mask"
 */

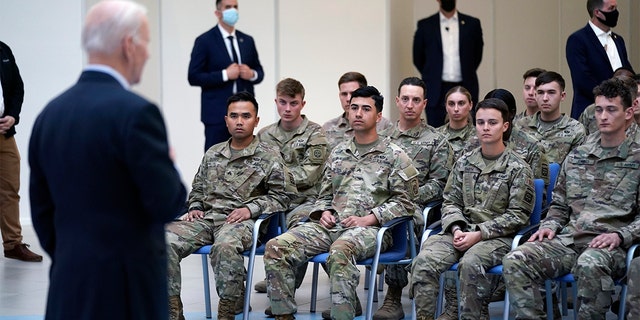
xmin=440 ymin=0 xmax=456 ymax=13
xmin=597 ymin=8 xmax=619 ymax=28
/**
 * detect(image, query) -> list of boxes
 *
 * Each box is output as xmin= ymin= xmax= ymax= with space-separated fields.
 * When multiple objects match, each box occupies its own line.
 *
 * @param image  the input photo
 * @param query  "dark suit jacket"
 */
xmin=29 ymin=71 xmax=187 ymax=320
xmin=0 ymin=41 xmax=24 ymax=137
xmin=413 ymin=12 xmax=483 ymax=110
xmin=188 ymin=25 xmax=264 ymax=127
xmin=566 ymin=24 xmax=634 ymax=119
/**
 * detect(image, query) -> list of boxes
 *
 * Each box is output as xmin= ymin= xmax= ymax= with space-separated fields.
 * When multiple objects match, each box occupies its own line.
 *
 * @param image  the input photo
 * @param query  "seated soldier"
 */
xmin=254 ymin=78 xmax=329 ymax=301
xmin=165 ymin=92 xmax=296 ymax=320
xmin=503 ymin=77 xmax=640 ymax=319
xmin=437 ymin=86 xmax=475 ymax=159
xmin=411 ymin=98 xmax=534 ymax=320
xmin=265 ymin=86 xmax=419 ymax=320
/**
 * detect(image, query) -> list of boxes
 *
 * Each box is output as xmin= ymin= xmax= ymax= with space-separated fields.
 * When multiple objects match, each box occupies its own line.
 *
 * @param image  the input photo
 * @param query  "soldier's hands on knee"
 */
xmin=588 ymin=233 xmax=621 ymax=251
xmin=528 ymin=228 xmax=555 ymax=242
xmin=226 ymin=207 xmax=251 ymax=224
xmin=184 ymin=209 xmax=205 ymax=221
xmin=319 ymin=211 xmax=336 ymax=229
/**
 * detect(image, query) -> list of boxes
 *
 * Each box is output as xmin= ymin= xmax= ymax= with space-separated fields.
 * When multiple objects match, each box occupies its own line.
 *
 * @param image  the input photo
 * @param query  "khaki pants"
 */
xmin=0 ymin=135 xmax=23 ymax=250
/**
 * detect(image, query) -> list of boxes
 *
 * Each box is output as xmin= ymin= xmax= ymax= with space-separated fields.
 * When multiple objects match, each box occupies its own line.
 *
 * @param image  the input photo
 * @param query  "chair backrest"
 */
xmin=546 ymin=162 xmax=561 ymax=207
xmin=531 ymin=178 xmax=545 ymax=226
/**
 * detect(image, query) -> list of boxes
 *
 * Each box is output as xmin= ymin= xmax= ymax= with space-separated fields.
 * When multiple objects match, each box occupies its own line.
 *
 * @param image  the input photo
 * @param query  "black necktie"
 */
xmin=227 ymin=35 xmax=239 ymax=64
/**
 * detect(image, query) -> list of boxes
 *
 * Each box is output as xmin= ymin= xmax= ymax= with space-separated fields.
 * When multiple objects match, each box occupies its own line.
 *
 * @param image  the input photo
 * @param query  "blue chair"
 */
xmin=414 ymin=178 xmax=544 ymax=320
xmin=545 ymin=162 xmax=561 ymax=208
xmin=192 ymin=212 xmax=286 ymax=319
xmin=544 ymin=243 xmax=638 ymax=320
xmin=308 ymin=216 xmax=416 ymax=319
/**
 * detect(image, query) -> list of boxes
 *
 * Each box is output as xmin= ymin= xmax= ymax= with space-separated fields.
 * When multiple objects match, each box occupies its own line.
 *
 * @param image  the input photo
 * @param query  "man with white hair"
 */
xmin=29 ymin=1 xmax=186 ymax=319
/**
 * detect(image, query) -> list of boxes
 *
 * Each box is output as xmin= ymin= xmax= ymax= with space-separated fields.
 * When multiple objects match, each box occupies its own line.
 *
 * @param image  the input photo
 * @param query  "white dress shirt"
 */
xmin=440 ymin=11 xmax=462 ymax=82
xmin=589 ymin=21 xmax=622 ymax=71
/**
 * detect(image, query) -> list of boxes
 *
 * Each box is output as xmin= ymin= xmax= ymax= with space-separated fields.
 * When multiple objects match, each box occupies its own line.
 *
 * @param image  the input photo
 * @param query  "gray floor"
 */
xmin=1 ymin=227 xmax=613 ymax=320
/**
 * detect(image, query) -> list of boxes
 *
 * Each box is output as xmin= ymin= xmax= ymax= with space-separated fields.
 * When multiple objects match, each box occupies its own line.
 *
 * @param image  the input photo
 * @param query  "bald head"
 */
xmin=82 ymin=0 xmax=150 ymax=85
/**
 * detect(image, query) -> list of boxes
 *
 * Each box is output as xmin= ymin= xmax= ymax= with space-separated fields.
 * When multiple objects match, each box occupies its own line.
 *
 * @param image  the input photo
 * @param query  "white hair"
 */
xmin=82 ymin=0 xmax=147 ymax=55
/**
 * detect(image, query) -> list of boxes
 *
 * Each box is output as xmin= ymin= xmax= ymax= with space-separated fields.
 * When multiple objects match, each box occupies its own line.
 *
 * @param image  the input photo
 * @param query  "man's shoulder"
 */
xmin=235 ymin=29 xmax=256 ymax=41
xmin=458 ymin=12 xmax=481 ymax=24
xmin=567 ymin=23 xmax=591 ymax=42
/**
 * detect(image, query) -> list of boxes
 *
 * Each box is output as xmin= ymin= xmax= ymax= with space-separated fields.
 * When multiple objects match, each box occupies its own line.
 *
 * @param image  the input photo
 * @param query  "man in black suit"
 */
xmin=188 ymin=0 xmax=264 ymax=151
xmin=413 ymin=0 xmax=483 ymax=128
xmin=566 ymin=0 xmax=634 ymax=120
xmin=0 ymin=41 xmax=42 ymax=262
xmin=29 ymin=1 xmax=186 ymax=319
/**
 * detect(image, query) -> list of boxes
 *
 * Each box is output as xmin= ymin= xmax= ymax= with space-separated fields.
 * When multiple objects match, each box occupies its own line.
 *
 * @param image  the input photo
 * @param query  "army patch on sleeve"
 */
xmin=309 ymin=146 xmax=327 ymax=164
xmin=523 ymin=189 xmax=534 ymax=206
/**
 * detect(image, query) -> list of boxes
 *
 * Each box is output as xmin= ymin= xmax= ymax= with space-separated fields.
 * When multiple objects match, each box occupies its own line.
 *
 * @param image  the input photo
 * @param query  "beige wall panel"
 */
xmin=276 ymin=0 xmax=389 ymax=126
xmin=493 ymin=0 xmax=561 ymax=114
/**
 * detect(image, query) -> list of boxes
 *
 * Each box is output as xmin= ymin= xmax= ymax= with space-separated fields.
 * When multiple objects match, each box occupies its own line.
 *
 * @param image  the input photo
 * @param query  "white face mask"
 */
xmin=222 ymin=8 xmax=239 ymax=26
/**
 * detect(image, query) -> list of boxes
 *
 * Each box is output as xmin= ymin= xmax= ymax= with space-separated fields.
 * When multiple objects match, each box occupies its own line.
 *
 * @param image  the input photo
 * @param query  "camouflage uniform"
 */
xmin=513 ymin=111 xmax=586 ymax=164
xmin=627 ymin=257 xmax=640 ymax=319
xmin=258 ymin=115 xmax=329 ymax=228
xmin=322 ymin=113 xmax=393 ymax=150
xmin=380 ymin=120 xmax=453 ymax=288
xmin=264 ymin=137 xmax=419 ymax=319
xmin=465 ymin=129 xmax=550 ymax=184
xmin=503 ymin=127 xmax=640 ymax=319
xmin=165 ymin=137 xmax=295 ymax=301
xmin=578 ymin=103 xmax=598 ymax=135
xmin=512 ymin=110 xmax=533 ymax=123
xmin=437 ymin=121 xmax=475 ymax=159
xmin=410 ymin=146 xmax=534 ymax=320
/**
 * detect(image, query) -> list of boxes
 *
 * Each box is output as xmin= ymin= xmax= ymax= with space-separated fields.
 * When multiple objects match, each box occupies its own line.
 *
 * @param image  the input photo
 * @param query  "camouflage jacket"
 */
xmin=258 ymin=116 xmax=328 ymax=206
xmin=464 ymin=128 xmax=550 ymax=184
xmin=542 ymin=127 xmax=640 ymax=249
xmin=437 ymin=121 xmax=476 ymax=159
xmin=513 ymin=112 xmax=585 ymax=164
xmin=309 ymin=137 xmax=419 ymax=227
xmin=322 ymin=112 xmax=393 ymax=150
xmin=442 ymin=146 xmax=535 ymax=240
xmin=381 ymin=120 xmax=453 ymax=205
xmin=188 ymin=137 xmax=297 ymax=225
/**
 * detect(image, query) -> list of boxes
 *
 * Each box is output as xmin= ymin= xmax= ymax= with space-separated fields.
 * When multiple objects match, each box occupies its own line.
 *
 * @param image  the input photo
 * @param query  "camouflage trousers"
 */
xmin=410 ymin=233 xmax=510 ymax=320
xmin=503 ymin=239 xmax=627 ymax=319
xmin=264 ymin=222 xmax=390 ymax=320
xmin=626 ymin=257 xmax=640 ymax=319
xmin=165 ymin=219 xmax=253 ymax=299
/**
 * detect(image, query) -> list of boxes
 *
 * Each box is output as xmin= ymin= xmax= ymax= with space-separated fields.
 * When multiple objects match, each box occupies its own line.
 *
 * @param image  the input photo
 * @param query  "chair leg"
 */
xmin=619 ymin=284 xmax=628 ymax=320
xmin=243 ymin=253 xmax=257 ymax=320
xmin=571 ymin=283 xmax=578 ymax=320
xmin=502 ymin=291 xmax=510 ymax=320
xmin=545 ymin=280 xmax=554 ymax=320
xmin=561 ymin=282 xmax=569 ymax=316
xmin=310 ymin=262 xmax=320 ymax=313
xmin=201 ymin=254 xmax=212 ymax=319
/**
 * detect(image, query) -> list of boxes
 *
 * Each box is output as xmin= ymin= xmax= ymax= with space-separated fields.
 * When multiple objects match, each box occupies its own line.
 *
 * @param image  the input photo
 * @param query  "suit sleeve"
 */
xmin=28 ymin=116 xmax=55 ymax=256
xmin=1 ymin=43 xmax=24 ymax=125
xmin=566 ymin=33 xmax=601 ymax=104
xmin=412 ymin=22 xmax=427 ymax=72
xmin=187 ymin=36 xmax=227 ymax=88
xmin=125 ymin=104 xmax=187 ymax=222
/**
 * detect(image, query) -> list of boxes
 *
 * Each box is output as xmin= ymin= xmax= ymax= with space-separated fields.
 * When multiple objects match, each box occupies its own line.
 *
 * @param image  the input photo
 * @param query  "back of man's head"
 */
xmin=593 ymin=78 xmax=634 ymax=110
xmin=535 ymin=71 xmax=566 ymax=91
xmin=82 ymin=0 xmax=147 ymax=56
xmin=276 ymin=78 xmax=305 ymax=99
xmin=351 ymin=86 xmax=384 ymax=112
xmin=587 ymin=0 xmax=605 ymax=18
